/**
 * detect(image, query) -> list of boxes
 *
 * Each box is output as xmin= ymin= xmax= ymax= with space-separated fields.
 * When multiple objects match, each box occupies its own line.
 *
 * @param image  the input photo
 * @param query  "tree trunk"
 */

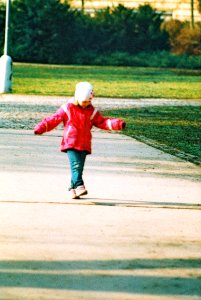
xmin=81 ymin=0 xmax=84 ymax=13
xmin=191 ymin=0 xmax=195 ymax=29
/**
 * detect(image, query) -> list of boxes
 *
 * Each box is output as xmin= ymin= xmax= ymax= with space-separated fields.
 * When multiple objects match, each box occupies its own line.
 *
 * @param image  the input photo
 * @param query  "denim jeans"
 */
xmin=67 ymin=149 xmax=88 ymax=190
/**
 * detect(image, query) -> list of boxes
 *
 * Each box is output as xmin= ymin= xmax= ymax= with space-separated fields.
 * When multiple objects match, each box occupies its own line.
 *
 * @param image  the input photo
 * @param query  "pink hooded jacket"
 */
xmin=34 ymin=99 xmax=126 ymax=154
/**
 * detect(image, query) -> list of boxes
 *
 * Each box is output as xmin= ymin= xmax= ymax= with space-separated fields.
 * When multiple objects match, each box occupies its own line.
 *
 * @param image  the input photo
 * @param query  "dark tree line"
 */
xmin=0 ymin=0 xmax=169 ymax=64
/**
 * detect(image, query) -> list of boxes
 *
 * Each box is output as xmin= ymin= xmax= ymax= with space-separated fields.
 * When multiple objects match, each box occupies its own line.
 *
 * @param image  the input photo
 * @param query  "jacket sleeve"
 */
xmin=34 ymin=107 xmax=66 ymax=135
xmin=92 ymin=110 xmax=126 ymax=131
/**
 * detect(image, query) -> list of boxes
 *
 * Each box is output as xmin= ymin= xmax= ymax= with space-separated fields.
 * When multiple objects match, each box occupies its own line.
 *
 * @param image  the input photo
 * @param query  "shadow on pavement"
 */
xmin=0 ymin=259 xmax=200 ymax=296
xmin=0 ymin=199 xmax=200 ymax=210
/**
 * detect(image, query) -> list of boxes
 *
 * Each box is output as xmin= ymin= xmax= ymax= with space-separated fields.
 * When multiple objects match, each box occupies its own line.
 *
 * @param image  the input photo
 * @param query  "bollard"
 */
xmin=0 ymin=54 xmax=12 ymax=93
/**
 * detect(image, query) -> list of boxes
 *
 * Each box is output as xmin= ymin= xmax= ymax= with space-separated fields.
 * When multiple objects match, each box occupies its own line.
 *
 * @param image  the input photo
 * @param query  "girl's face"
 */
xmin=78 ymin=91 xmax=94 ymax=109
xmin=78 ymin=98 xmax=91 ymax=109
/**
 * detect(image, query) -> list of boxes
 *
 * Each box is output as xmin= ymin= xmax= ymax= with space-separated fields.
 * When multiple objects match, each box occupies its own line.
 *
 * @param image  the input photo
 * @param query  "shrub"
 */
xmin=162 ymin=20 xmax=201 ymax=56
xmin=73 ymin=50 xmax=201 ymax=69
xmin=174 ymin=27 xmax=201 ymax=55
xmin=162 ymin=20 xmax=184 ymax=48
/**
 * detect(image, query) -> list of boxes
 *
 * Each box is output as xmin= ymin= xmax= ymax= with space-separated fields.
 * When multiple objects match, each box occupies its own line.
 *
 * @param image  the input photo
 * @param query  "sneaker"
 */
xmin=75 ymin=185 xmax=88 ymax=197
xmin=69 ymin=189 xmax=80 ymax=200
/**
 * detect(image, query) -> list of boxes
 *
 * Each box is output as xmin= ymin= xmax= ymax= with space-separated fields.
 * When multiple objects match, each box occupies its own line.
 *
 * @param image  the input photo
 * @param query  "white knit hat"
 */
xmin=74 ymin=82 xmax=93 ymax=102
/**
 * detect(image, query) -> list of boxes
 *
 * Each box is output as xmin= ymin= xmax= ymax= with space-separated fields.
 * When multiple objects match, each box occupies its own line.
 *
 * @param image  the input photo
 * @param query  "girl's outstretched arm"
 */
xmin=92 ymin=111 xmax=126 ymax=131
xmin=34 ymin=107 xmax=66 ymax=135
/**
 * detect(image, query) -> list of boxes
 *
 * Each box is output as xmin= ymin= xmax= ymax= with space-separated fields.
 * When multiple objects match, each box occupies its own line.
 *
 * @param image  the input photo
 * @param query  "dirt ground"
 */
xmin=0 ymin=96 xmax=201 ymax=300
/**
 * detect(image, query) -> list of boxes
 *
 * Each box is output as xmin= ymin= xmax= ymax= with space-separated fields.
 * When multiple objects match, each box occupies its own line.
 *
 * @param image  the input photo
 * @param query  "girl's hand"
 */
xmin=112 ymin=120 xmax=126 ymax=130
xmin=121 ymin=121 xmax=126 ymax=129
xmin=34 ymin=124 xmax=44 ymax=135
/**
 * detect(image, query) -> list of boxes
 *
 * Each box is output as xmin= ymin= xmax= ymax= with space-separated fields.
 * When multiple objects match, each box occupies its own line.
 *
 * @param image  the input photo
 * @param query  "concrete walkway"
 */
xmin=0 ymin=96 xmax=201 ymax=300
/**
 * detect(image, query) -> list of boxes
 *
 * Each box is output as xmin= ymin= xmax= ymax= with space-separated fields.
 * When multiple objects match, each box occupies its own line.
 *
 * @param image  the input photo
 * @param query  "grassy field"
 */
xmin=13 ymin=63 xmax=201 ymax=99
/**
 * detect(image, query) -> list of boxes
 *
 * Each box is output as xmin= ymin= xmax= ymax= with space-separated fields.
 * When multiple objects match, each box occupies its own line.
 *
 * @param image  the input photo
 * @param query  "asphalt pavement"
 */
xmin=0 ymin=96 xmax=201 ymax=300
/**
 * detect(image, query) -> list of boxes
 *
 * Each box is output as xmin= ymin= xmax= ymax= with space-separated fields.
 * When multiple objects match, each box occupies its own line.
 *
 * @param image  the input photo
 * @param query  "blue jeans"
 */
xmin=67 ymin=149 xmax=88 ymax=190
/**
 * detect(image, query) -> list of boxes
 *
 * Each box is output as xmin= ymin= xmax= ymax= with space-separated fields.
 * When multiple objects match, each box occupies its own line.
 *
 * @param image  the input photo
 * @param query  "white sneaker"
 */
xmin=75 ymin=185 xmax=88 ymax=197
xmin=69 ymin=189 xmax=80 ymax=199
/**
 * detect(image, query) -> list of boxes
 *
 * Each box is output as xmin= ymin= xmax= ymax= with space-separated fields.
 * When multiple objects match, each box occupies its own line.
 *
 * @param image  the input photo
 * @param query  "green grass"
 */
xmin=13 ymin=63 xmax=201 ymax=99
xmin=104 ymin=106 xmax=201 ymax=164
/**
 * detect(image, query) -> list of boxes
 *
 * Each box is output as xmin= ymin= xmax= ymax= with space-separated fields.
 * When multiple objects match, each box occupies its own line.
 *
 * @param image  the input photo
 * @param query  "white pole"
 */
xmin=4 ymin=0 xmax=10 ymax=55
xmin=0 ymin=0 xmax=13 ymax=93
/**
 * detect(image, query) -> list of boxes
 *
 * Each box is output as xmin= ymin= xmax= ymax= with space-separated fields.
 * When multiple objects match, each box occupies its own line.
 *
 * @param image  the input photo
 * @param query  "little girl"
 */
xmin=34 ymin=82 xmax=126 ymax=199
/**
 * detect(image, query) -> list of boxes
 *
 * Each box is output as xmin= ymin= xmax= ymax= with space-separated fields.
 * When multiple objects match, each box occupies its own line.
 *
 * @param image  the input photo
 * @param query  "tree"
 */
xmin=198 ymin=0 xmax=201 ymax=12
xmin=92 ymin=4 xmax=169 ymax=54
xmin=8 ymin=1 xmax=170 ymax=63
xmin=81 ymin=0 xmax=84 ymax=13
xmin=94 ymin=5 xmax=138 ymax=53
xmin=134 ymin=4 xmax=169 ymax=52
xmin=10 ymin=0 xmax=77 ymax=63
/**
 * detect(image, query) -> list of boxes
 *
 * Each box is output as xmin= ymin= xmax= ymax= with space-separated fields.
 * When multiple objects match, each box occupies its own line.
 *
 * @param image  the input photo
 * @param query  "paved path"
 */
xmin=1 ymin=94 xmax=201 ymax=109
xmin=0 ymin=96 xmax=201 ymax=300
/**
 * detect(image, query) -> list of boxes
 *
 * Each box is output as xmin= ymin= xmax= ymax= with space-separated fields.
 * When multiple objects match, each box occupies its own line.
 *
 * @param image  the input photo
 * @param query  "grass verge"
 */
xmin=104 ymin=106 xmax=201 ymax=165
xmin=13 ymin=63 xmax=201 ymax=99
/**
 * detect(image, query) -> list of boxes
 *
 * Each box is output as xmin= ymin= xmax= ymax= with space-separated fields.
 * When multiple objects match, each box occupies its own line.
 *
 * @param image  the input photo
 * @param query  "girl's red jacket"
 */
xmin=34 ymin=100 xmax=126 ymax=154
